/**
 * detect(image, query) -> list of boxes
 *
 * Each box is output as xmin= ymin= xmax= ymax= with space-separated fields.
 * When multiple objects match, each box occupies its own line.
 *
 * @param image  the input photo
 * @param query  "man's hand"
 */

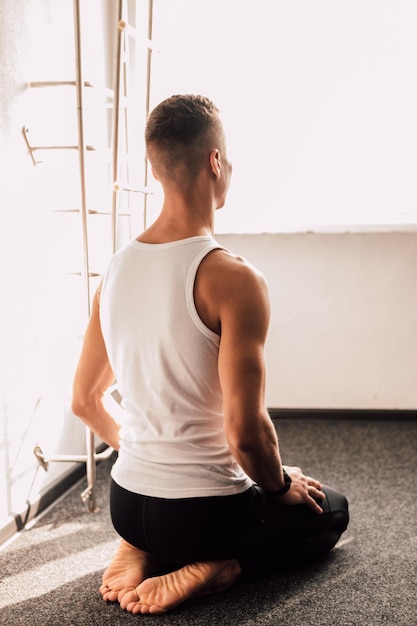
xmin=273 ymin=465 xmax=325 ymax=515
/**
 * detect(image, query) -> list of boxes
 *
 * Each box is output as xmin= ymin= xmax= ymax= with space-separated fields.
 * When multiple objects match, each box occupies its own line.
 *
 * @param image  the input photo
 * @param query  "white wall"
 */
xmin=217 ymin=233 xmax=417 ymax=410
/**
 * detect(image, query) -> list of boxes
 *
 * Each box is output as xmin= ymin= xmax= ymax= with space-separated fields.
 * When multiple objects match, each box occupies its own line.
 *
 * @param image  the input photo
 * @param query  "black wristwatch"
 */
xmin=268 ymin=469 xmax=292 ymax=497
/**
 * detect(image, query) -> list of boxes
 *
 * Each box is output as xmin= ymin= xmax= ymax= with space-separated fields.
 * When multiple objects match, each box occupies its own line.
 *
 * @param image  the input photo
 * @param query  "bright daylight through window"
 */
xmin=148 ymin=1 xmax=417 ymax=234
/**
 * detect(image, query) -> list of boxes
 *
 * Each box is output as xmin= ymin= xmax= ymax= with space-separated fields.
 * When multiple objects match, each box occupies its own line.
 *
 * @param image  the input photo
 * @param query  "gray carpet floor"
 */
xmin=1 ymin=418 xmax=416 ymax=626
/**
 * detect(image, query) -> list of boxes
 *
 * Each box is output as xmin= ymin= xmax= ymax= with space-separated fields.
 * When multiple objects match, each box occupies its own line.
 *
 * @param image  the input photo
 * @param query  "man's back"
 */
xmin=100 ymin=235 xmax=252 ymax=498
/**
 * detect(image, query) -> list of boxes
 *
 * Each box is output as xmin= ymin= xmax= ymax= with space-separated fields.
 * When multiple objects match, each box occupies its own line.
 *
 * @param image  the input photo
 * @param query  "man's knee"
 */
xmin=322 ymin=486 xmax=349 ymax=531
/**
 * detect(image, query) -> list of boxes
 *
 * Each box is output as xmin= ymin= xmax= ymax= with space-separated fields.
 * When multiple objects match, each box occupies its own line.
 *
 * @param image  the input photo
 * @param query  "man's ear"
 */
xmin=151 ymin=166 xmax=159 ymax=181
xmin=209 ymin=149 xmax=221 ymax=179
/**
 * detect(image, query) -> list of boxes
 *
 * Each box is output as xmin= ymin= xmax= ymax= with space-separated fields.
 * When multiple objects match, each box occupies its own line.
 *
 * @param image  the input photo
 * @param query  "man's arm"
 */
xmin=216 ymin=255 xmax=287 ymax=490
xmin=196 ymin=250 xmax=323 ymax=513
xmin=71 ymin=284 xmax=121 ymax=451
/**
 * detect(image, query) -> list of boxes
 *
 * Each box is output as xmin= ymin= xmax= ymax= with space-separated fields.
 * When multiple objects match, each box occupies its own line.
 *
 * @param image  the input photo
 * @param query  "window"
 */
xmin=148 ymin=0 xmax=417 ymax=233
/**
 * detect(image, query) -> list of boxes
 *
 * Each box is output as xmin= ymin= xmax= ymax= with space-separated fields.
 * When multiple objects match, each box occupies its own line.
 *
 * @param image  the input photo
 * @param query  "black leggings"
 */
xmin=110 ymin=480 xmax=349 ymax=577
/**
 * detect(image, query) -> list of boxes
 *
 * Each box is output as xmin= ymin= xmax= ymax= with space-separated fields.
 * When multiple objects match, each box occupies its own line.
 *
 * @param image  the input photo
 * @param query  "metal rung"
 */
xmin=33 ymin=444 xmax=114 ymax=469
xmin=68 ymin=271 xmax=102 ymax=278
xmin=29 ymin=80 xmax=93 ymax=88
xmin=30 ymin=145 xmax=95 ymax=151
xmin=28 ymin=80 xmax=114 ymax=98
xmin=53 ymin=208 xmax=131 ymax=217
xmin=22 ymin=127 xmax=95 ymax=166
xmin=113 ymin=181 xmax=153 ymax=195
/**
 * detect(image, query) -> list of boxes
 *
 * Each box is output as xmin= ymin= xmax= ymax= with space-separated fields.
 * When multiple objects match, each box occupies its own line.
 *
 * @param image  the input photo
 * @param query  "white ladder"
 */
xmin=30 ymin=0 xmax=156 ymax=512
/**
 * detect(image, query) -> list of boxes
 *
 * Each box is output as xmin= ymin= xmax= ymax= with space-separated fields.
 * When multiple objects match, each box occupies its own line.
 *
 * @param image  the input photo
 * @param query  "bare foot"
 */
xmin=119 ymin=558 xmax=241 ymax=614
xmin=100 ymin=539 xmax=160 ymax=603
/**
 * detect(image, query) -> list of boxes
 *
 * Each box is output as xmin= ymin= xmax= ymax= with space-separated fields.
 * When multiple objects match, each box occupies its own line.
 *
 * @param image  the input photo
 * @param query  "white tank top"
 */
xmin=100 ymin=236 xmax=252 ymax=498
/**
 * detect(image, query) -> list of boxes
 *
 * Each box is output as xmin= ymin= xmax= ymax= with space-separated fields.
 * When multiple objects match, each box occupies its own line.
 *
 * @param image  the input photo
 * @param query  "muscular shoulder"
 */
xmin=209 ymin=248 xmax=267 ymax=294
xmin=201 ymin=248 xmax=264 ymax=282
xmin=195 ymin=248 xmax=270 ymax=334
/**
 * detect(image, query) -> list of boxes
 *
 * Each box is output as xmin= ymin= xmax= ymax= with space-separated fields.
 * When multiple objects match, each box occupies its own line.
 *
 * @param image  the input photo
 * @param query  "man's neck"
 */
xmin=137 ymin=199 xmax=215 ymax=244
